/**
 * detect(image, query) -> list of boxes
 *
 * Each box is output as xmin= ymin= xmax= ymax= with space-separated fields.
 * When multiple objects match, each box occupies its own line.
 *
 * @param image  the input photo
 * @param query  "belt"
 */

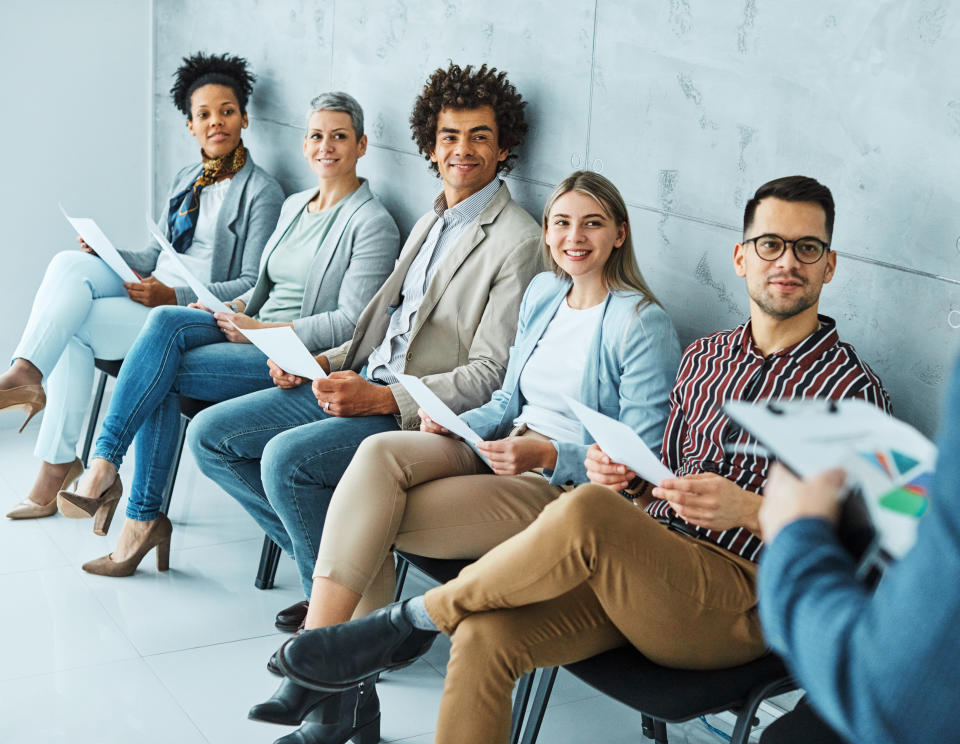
xmin=656 ymin=514 xmax=702 ymax=540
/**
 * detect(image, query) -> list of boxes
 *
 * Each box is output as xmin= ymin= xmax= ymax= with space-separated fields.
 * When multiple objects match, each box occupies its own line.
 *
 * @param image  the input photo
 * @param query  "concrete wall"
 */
xmin=1 ymin=0 xmax=150 ymax=388
xmin=152 ymin=0 xmax=960 ymax=436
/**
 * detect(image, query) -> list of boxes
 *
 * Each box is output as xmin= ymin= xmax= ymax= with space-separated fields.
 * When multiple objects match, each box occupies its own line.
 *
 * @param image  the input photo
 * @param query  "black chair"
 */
xmin=517 ymin=647 xmax=795 ymax=744
xmin=393 ymin=552 xmax=536 ymax=744
xmin=81 ymin=366 xmax=281 ymax=589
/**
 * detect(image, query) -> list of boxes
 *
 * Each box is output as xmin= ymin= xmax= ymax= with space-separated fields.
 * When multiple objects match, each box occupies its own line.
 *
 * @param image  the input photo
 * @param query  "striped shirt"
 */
xmin=647 ymin=314 xmax=891 ymax=562
xmin=367 ymin=178 xmax=501 ymax=384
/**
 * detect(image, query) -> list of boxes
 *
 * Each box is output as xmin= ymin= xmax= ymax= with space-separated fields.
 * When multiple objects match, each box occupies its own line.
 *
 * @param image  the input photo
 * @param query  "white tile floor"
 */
xmin=0 ymin=409 xmax=792 ymax=744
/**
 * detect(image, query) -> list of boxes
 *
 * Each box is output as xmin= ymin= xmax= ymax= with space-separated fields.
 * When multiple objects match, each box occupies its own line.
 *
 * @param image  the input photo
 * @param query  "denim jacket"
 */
xmin=460 ymin=272 xmax=681 ymax=487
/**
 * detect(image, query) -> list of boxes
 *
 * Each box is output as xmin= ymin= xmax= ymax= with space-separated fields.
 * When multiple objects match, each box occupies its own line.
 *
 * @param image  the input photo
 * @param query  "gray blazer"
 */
xmin=324 ymin=182 xmax=544 ymax=429
xmin=120 ymin=154 xmax=284 ymax=305
xmin=239 ymin=180 xmax=401 ymax=351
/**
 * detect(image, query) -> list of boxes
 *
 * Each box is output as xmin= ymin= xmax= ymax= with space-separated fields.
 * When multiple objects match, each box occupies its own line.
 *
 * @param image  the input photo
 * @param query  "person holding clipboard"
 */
xmin=56 ymin=91 xmax=400 ymax=576
xmin=3 ymin=52 xmax=283 ymax=520
xmin=247 ymin=171 xmax=681 ymax=744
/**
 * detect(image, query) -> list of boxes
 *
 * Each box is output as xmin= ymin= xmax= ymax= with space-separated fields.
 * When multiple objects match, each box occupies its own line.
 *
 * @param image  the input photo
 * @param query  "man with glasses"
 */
xmin=263 ymin=176 xmax=891 ymax=743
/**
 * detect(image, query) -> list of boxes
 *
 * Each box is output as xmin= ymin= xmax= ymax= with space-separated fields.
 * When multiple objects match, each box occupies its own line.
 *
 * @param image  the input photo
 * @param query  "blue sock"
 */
xmin=402 ymin=596 xmax=438 ymax=631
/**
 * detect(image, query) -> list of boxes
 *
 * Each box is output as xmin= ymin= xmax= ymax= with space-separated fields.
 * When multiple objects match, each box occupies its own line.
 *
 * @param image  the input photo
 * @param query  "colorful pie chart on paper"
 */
xmin=879 ymin=480 xmax=930 ymax=518
xmin=861 ymin=451 xmax=894 ymax=478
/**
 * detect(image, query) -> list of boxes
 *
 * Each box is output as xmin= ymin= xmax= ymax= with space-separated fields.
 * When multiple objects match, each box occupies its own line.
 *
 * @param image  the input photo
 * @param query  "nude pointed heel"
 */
xmin=82 ymin=514 xmax=172 ymax=577
xmin=0 ymin=384 xmax=46 ymax=434
xmin=6 ymin=457 xmax=84 ymax=520
xmin=58 ymin=477 xmax=123 ymax=536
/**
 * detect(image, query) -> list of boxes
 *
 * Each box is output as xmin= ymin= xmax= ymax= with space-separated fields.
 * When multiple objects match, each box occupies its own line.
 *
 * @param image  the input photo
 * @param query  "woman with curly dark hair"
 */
xmin=3 ymin=52 xmax=283 ymax=520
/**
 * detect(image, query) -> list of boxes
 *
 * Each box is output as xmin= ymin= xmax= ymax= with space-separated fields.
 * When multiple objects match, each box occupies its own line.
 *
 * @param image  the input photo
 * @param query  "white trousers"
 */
xmin=13 ymin=251 xmax=152 ymax=463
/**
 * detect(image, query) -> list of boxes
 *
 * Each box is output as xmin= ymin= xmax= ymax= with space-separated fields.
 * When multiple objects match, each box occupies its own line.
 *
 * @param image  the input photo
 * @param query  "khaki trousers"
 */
xmin=423 ymin=485 xmax=767 ymax=744
xmin=313 ymin=430 xmax=563 ymax=617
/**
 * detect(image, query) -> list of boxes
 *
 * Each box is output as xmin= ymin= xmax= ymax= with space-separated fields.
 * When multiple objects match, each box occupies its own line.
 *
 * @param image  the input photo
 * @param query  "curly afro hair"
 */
xmin=170 ymin=52 xmax=256 ymax=119
xmin=409 ymin=62 xmax=528 ymax=175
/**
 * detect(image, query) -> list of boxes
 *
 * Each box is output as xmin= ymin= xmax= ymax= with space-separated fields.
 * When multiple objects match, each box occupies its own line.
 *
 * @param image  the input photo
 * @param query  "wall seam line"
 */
xmin=584 ymin=0 xmax=600 ymax=165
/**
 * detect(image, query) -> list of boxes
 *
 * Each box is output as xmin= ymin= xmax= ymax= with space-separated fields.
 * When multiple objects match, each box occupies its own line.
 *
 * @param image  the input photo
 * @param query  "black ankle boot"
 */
xmin=248 ymin=677 xmax=338 ymax=726
xmin=274 ymin=678 xmax=380 ymax=744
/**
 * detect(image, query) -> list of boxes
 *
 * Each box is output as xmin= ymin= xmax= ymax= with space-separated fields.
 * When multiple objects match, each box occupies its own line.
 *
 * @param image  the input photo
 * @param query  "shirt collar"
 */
xmin=432 ymin=177 xmax=501 ymax=222
xmin=737 ymin=314 xmax=838 ymax=359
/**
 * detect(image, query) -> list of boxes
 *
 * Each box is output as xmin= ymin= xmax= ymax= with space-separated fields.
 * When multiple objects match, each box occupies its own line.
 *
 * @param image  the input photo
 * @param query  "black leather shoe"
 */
xmin=248 ymin=677 xmax=337 ymax=726
xmin=276 ymin=600 xmax=310 ymax=632
xmin=278 ymin=601 xmax=438 ymax=692
xmin=268 ymin=646 xmax=284 ymax=676
xmin=274 ymin=679 xmax=380 ymax=744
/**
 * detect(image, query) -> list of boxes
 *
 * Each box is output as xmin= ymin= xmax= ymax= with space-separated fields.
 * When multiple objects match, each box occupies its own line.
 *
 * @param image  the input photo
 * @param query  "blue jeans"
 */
xmin=186 ymin=383 xmax=399 ymax=596
xmin=92 ymin=306 xmax=275 ymax=521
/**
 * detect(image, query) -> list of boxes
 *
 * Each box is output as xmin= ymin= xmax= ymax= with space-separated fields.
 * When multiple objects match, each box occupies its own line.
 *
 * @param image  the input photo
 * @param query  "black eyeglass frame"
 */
xmin=742 ymin=233 xmax=831 ymax=264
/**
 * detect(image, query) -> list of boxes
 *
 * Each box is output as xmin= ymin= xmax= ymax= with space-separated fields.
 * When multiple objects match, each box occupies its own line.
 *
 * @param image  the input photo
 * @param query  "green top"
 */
xmin=257 ymin=201 xmax=344 ymax=322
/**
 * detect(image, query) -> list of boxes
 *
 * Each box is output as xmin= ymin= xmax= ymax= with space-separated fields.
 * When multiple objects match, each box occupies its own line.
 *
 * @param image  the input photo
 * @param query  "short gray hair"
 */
xmin=307 ymin=91 xmax=364 ymax=138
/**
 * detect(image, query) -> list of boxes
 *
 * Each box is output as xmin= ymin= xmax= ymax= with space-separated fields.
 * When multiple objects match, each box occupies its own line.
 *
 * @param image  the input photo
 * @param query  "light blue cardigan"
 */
xmin=121 ymin=154 xmax=284 ymax=305
xmin=460 ymin=272 xmax=682 ymax=487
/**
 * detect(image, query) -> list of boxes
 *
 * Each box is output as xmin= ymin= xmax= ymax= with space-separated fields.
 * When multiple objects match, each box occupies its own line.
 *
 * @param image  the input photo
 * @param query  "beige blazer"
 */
xmin=323 ymin=182 xmax=543 ymax=429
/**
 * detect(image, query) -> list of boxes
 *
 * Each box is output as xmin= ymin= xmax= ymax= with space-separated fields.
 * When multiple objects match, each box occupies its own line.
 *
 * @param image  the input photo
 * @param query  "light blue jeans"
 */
xmin=92 ymin=306 xmax=276 ymax=521
xmin=186 ymin=382 xmax=399 ymax=596
xmin=13 ymin=251 xmax=152 ymax=463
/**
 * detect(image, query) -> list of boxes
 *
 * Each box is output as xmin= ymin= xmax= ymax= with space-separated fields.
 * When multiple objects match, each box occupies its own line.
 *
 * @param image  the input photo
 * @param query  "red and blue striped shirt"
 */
xmin=647 ymin=314 xmax=891 ymax=562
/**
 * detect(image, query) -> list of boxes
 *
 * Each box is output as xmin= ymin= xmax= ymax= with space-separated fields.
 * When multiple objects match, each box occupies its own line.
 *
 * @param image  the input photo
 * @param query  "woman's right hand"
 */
xmin=584 ymin=443 xmax=636 ymax=492
xmin=267 ymin=358 xmax=304 ymax=389
xmin=77 ymin=235 xmax=97 ymax=255
xmin=419 ymin=409 xmax=458 ymax=438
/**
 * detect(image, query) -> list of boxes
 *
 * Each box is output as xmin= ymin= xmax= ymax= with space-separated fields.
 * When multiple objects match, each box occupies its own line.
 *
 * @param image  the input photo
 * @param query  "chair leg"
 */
xmin=160 ymin=414 xmax=189 ymax=515
xmin=255 ymin=535 xmax=281 ymax=589
xmin=641 ymin=713 xmax=656 ymax=740
xmin=729 ymin=675 xmax=795 ymax=744
xmin=81 ymin=370 xmax=108 ymax=467
xmin=518 ymin=666 xmax=559 ymax=744
xmin=510 ymin=672 xmax=534 ymax=744
xmin=394 ymin=554 xmax=410 ymax=602
xmin=652 ymin=718 xmax=668 ymax=744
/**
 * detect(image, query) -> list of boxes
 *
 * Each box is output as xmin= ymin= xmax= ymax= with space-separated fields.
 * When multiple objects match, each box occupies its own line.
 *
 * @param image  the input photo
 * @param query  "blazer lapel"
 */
xmin=301 ymin=184 xmax=373 ymax=310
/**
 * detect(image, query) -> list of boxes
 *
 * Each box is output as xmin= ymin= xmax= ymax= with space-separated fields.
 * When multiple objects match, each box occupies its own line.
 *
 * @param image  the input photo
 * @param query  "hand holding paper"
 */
xmin=395 ymin=373 xmax=481 ymax=445
xmin=60 ymin=204 xmax=139 ymax=283
xmin=145 ymin=216 xmax=231 ymax=313
xmin=233 ymin=325 xmax=327 ymax=380
xmin=565 ymin=396 xmax=674 ymax=485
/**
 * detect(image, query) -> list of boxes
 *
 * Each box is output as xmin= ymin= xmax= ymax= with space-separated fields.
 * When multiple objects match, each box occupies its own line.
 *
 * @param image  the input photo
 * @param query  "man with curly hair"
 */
xmin=189 ymin=62 xmax=542 ymax=629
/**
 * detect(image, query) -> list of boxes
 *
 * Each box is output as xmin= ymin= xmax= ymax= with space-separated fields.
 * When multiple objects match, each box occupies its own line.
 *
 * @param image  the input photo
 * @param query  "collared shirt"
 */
xmin=367 ymin=178 xmax=501 ymax=384
xmin=648 ymin=314 xmax=891 ymax=562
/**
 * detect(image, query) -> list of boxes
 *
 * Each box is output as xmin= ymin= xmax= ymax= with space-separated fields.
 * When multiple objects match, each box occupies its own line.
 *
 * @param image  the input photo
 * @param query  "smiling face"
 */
xmin=544 ymin=190 xmax=626 ymax=286
xmin=430 ymin=106 xmax=508 ymax=205
xmin=186 ymin=83 xmax=247 ymax=158
xmin=734 ymin=196 xmax=836 ymax=322
xmin=302 ymin=109 xmax=367 ymax=181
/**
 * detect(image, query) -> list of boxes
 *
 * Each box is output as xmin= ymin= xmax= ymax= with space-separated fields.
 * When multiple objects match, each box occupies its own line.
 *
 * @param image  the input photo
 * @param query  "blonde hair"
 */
xmin=541 ymin=171 xmax=660 ymax=308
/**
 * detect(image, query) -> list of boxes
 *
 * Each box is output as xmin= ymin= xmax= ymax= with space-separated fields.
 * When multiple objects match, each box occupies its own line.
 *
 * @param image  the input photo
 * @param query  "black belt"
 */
xmin=656 ymin=514 xmax=702 ymax=540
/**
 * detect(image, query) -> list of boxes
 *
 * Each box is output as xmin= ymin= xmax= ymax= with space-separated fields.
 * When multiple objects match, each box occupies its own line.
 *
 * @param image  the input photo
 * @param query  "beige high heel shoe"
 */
xmin=57 ymin=477 xmax=123 ymax=536
xmin=5 ymin=458 xmax=84 ymax=520
xmin=0 ymin=384 xmax=46 ymax=433
xmin=81 ymin=514 xmax=172 ymax=577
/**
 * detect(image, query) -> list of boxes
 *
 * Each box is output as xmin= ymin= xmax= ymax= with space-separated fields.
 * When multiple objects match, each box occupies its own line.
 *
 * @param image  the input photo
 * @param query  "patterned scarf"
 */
xmin=167 ymin=141 xmax=247 ymax=253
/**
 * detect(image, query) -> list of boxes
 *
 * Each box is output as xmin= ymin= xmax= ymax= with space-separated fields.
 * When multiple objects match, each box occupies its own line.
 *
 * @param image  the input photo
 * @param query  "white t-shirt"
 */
xmin=153 ymin=177 xmax=231 ymax=286
xmin=513 ymin=298 xmax=605 ymax=442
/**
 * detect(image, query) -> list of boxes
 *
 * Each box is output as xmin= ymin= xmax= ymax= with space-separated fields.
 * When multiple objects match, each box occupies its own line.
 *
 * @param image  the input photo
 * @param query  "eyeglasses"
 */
xmin=743 ymin=234 xmax=831 ymax=264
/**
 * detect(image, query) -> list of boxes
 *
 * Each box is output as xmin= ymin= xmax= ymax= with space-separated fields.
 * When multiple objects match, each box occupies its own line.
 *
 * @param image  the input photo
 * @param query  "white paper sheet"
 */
xmin=145 ymin=217 xmax=231 ymax=313
xmin=564 ymin=396 xmax=675 ymax=484
xmin=59 ymin=204 xmax=140 ymax=283
xmin=234 ymin=325 xmax=327 ymax=380
xmin=395 ymin=373 xmax=481 ymax=445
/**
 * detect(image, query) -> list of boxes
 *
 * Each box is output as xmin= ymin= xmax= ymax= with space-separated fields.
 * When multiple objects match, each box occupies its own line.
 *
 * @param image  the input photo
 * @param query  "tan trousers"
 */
xmin=423 ymin=485 xmax=767 ymax=744
xmin=313 ymin=430 xmax=563 ymax=617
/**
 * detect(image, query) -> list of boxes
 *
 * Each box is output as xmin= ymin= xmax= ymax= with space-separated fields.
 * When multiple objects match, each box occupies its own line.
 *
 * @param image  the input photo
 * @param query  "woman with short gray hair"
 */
xmin=57 ymin=92 xmax=401 ymax=578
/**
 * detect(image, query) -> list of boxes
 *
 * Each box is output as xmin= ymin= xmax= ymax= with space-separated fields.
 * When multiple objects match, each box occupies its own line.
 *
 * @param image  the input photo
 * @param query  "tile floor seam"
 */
xmin=141 ymin=654 xmax=214 ymax=744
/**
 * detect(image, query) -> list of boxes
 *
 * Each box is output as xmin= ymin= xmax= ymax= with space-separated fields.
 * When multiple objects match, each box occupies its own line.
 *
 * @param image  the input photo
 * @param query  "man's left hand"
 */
xmin=312 ymin=371 xmax=399 ymax=417
xmin=653 ymin=473 xmax=763 ymax=534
